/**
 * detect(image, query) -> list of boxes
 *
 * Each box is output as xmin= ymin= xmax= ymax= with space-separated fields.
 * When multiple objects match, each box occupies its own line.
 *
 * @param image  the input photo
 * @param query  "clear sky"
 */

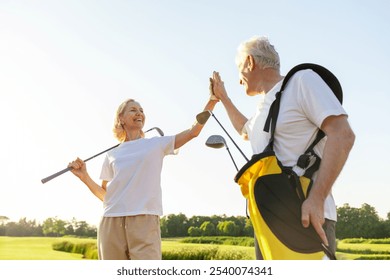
xmin=1 ymin=0 xmax=389 ymax=226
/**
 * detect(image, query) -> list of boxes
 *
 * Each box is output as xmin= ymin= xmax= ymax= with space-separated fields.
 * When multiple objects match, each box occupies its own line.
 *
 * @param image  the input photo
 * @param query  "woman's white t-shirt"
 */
xmin=243 ymin=69 xmax=347 ymax=221
xmin=99 ymin=136 xmax=176 ymax=217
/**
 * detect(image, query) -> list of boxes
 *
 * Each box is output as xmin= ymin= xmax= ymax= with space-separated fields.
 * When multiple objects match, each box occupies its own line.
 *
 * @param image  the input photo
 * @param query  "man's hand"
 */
xmin=210 ymin=71 xmax=229 ymax=101
xmin=301 ymin=194 xmax=329 ymax=246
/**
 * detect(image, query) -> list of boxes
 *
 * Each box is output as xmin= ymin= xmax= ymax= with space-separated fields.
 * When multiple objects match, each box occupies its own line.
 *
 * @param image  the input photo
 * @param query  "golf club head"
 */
xmin=205 ymin=135 xmax=226 ymax=149
xmin=145 ymin=127 xmax=164 ymax=136
xmin=154 ymin=127 xmax=164 ymax=136
xmin=196 ymin=110 xmax=211 ymax=125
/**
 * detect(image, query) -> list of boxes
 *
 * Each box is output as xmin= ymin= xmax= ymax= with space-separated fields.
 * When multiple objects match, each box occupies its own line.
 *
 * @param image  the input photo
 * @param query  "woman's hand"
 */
xmin=68 ymin=157 xmax=88 ymax=181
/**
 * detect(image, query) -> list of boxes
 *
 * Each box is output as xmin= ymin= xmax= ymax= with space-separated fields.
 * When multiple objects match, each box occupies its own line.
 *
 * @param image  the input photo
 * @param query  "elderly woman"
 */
xmin=68 ymin=96 xmax=218 ymax=260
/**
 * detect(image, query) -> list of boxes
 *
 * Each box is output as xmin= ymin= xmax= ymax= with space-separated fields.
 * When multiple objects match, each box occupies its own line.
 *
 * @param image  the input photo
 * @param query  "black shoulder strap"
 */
xmin=282 ymin=63 xmax=343 ymax=104
xmin=263 ymin=63 xmax=343 ymax=171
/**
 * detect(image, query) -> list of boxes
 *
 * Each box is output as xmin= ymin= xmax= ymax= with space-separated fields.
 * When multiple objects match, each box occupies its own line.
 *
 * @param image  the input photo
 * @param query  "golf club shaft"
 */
xmin=41 ymin=127 xmax=163 ymax=184
xmin=41 ymin=143 xmax=119 ymax=184
xmin=209 ymin=111 xmax=249 ymax=162
xmin=225 ymin=146 xmax=239 ymax=171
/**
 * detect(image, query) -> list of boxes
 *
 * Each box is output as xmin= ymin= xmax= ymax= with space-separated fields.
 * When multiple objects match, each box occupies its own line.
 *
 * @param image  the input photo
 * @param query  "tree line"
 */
xmin=0 ymin=217 xmax=97 ymax=237
xmin=336 ymin=203 xmax=390 ymax=239
xmin=1 ymin=203 xmax=389 ymax=239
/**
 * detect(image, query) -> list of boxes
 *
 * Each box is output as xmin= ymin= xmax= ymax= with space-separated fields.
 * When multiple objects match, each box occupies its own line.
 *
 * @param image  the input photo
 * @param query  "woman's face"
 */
xmin=121 ymin=101 xmax=145 ymax=130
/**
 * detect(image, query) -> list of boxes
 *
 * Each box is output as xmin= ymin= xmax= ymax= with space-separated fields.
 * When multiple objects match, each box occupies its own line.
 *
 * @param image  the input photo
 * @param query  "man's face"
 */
xmin=237 ymin=55 xmax=257 ymax=96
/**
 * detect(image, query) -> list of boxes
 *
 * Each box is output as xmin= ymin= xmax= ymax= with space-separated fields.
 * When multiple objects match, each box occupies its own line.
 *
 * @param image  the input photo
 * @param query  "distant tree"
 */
xmin=217 ymin=221 xmax=240 ymax=236
xmin=160 ymin=216 xmax=168 ymax=237
xmin=384 ymin=212 xmax=390 ymax=237
xmin=73 ymin=221 xmax=97 ymax=237
xmin=224 ymin=216 xmax=246 ymax=234
xmin=0 ymin=216 xmax=8 ymax=235
xmin=65 ymin=224 xmax=75 ymax=236
xmin=0 ymin=217 xmax=95 ymax=237
xmin=42 ymin=217 xmax=66 ymax=237
xmin=200 ymin=221 xmax=215 ymax=236
xmin=74 ymin=221 xmax=88 ymax=236
xmin=188 ymin=226 xmax=202 ymax=237
xmin=3 ymin=218 xmax=42 ymax=236
xmin=187 ymin=216 xmax=211 ymax=229
xmin=4 ymin=222 xmax=20 ymax=236
xmin=161 ymin=213 xmax=188 ymax=237
xmin=337 ymin=203 xmax=383 ymax=239
xmin=359 ymin=203 xmax=383 ymax=238
xmin=0 ymin=216 xmax=9 ymax=225
xmin=242 ymin=218 xmax=254 ymax=237
xmin=337 ymin=203 xmax=359 ymax=238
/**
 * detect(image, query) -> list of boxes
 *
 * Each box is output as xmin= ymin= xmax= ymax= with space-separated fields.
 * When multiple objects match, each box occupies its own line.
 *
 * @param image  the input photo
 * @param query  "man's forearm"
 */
xmin=310 ymin=117 xmax=355 ymax=199
xmin=220 ymin=96 xmax=248 ymax=135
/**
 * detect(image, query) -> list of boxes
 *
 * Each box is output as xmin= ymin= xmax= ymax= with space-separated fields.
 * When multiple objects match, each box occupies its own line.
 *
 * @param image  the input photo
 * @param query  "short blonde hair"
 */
xmin=113 ymin=99 xmax=144 ymax=142
xmin=235 ymin=36 xmax=280 ymax=70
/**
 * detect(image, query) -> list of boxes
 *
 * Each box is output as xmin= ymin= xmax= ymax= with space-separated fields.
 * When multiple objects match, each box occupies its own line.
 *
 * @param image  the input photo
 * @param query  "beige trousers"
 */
xmin=98 ymin=215 xmax=161 ymax=260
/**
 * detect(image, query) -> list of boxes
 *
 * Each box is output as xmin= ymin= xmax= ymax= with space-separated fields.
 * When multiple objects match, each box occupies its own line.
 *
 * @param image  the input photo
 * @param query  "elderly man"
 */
xmin=210 ymin=36 xmax=355 ymax=259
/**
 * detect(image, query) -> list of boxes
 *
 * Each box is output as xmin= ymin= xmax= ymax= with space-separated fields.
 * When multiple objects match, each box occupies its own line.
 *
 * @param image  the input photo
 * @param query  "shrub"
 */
xmin=180 ymin=236 xmax=254 ymax=247
xmin=52 ymin=241 xmax=97 ymax=259
xmin=163 ymin=247 xmax=218 ymax=260
xmin=342 ymin=238 xmax=390 ymax=244
xmin=162 ymin=246 xmax=253 ymax=260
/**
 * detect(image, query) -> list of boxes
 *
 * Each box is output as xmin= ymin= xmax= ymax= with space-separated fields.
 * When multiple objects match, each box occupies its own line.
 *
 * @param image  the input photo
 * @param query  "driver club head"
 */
xmin=196 ymin=110 xmax=211 ymax=125
xmin=205 ymin=135 xmax=226 ymax=149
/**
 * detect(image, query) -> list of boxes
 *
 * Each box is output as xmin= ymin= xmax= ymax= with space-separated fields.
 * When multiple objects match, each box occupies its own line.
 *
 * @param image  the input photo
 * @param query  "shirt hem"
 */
xmin=102 ymin=211 xmax=162 ymax=217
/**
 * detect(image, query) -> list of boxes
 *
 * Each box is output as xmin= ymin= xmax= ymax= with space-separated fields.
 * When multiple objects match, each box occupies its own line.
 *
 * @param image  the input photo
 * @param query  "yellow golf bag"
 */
xmin=235 ymin=150 xmax=333 ymax=259
xmin=234 ymin=64 xmax=342 ymax=260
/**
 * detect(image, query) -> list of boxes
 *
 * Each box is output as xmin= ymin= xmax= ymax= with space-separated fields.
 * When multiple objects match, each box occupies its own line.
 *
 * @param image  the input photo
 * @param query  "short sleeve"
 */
xmin=298 ymin=71 xmax=347 ymax=128
xmin=161 ymin=135 xmax=177 ymax=155
xmin=99 ymin=154 xmax=114 ymax=181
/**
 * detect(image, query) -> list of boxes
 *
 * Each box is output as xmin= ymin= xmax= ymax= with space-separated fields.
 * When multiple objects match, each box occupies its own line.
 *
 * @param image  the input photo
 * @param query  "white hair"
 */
xmin=235 ymin=36 xmax=280 ymax=70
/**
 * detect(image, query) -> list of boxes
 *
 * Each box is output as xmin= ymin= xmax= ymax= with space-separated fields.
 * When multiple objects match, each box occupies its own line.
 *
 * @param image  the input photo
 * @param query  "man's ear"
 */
xmin=247 ymin=55 xmax=255 ymax=71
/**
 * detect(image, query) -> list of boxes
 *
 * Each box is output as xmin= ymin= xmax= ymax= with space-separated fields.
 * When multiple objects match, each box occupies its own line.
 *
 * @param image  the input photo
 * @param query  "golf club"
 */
xmin=206 ymin=134 xmax=249 ymax=218
xmin=205 ymin=135 xmax=238 ymax=171
xmin=145 ymin=127 xmax=164 ymax=136
xmin=41 ymin=127 xmax=164 ymax=184
xmin=197 ymin=110 xmax=249 ymax=162
xmin=196 ymin=110 xmax=211 ymax=125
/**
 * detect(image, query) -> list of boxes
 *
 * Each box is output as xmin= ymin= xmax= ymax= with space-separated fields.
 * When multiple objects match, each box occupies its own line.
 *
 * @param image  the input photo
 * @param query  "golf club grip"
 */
xmin=41 ymin=166 xmax=72 ymax=184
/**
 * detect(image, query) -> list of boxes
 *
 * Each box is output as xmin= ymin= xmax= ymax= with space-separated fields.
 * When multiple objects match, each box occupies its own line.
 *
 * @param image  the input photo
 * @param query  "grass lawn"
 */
xmin=336 ymin=240 xmax=390 ymax=260
xmin=1 ymin=236 xmax=256 ymax=260
xmin=2 ymin=236 xmax=389 ymax=260
xmin=0 ymin=236 xmax=95 ymax=260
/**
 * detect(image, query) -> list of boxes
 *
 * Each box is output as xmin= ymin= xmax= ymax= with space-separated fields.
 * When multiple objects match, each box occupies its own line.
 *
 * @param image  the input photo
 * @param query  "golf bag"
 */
xmin=234 ymin=64 xmax=342 ymax=260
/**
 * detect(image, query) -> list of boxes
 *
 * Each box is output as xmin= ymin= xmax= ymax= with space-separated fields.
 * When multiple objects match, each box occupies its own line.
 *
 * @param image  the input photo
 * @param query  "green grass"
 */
xmin=2 ymin=236 xmax=390 ymax=260
xmin=0 ymin=236 xmax=255 ymax=260
xmin=336 ymin=239 xmax=390 ymax=260
xmin=0 ymin=236 xmax=95 ymax=260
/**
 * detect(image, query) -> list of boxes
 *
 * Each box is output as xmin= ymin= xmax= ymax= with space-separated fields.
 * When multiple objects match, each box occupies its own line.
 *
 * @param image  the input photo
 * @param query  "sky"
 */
xmin=0 ymin=0 xmax=389 ymax=227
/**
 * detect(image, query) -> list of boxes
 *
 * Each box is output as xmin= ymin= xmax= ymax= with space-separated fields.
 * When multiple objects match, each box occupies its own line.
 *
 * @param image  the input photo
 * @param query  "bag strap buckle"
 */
xmin=297 ymin=154 xmax=311 ymax=169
